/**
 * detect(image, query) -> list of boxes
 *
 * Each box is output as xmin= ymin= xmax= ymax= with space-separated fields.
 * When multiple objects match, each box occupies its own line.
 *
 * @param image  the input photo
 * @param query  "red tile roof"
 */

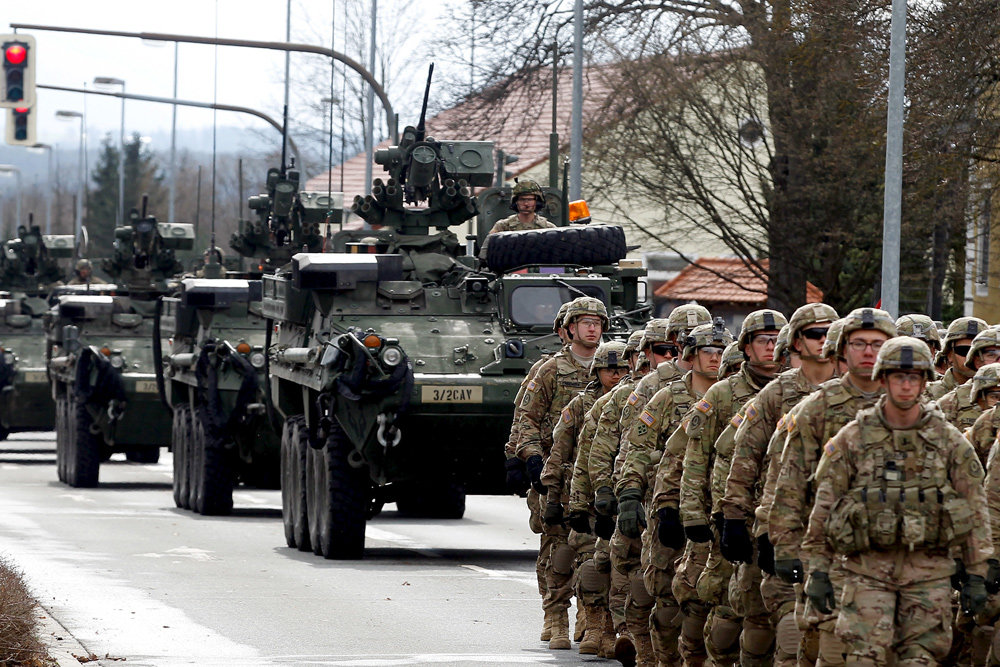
xmin=655 ymin=258 xmax=823 ymax=304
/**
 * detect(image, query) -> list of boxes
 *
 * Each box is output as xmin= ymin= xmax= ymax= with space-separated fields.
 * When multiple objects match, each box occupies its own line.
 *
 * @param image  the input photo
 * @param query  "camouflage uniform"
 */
xmin=979 ymin=419 xmax=1000 ymax=666
xmin=936 ymin=383 xmax=983 ymax=435
xmin=803 ymin=396 xmax=991 ymax=667
xmin=927 ymin=317 xmax=988 ymax=401
xmin=967 ymin=405 xmax=1000 ymax=465
xmin=486 ymin=212 xmax=556 ymax=235
xmin=928 ymin=368 xmax=962 ymax=402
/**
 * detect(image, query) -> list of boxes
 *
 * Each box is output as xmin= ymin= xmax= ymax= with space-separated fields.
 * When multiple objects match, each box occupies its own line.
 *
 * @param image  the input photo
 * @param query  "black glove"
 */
xmin=952 ymin=559 xmax=969 ymax=592
xmin=962 ymin=574 xmax=989 ymax=616
xmin=656 ymin=507 xmax=685 ymax=549
xmin=987 ymin=559 xmax=1000 ymax=595
xmin=756 ymin=534 xmax=775 ymax=574
xmin=504 ymin=457 xmax=529 ymax=496
xmin=805 ymin=571 xmax=836 ymax=614
xmin=567 ymin=511 xmax=592 ymax=534
xmin=594 ymin=513 xmax=616 ymax=539
xmin=774 ymin=558 xmax=803 ymax=584
xmin=685 ymin=524 xmax=712 ymax=543
xmin=543 ymin=500 xmax=564 ymax=526
xmin=617 ymin=488 xmax=646 ymax=539
xmin=720 ymin=519 xmax=753 ymax=564
xmin=594 ymin=486 xmax=617 ymax=516
xmin=525 ymin=455 xmax=546 ymax=494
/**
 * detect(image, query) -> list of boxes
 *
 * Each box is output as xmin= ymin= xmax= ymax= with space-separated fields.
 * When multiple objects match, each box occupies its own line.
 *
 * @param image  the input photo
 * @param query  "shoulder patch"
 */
xmin=776 ymin=414 xmax=786 ymax=431
xmin=695 ymin=399 xmax=712 ymax=414
xmin=527 ymin=380 xmax=537 ymax=392
xmin=745 ymin=403 xmax=759 ymax=422
xmin=786 ymin=413 xmax=797 ymax=432
xmin=639 ymin=410 xmax=655 ymax=427
xmin=730 ymin=413 xmax=744 ymax=429
xmin=628 ymin=391 xmax=640 ymax=406
xmin=561 ymin=407 xmax=573 ymax=424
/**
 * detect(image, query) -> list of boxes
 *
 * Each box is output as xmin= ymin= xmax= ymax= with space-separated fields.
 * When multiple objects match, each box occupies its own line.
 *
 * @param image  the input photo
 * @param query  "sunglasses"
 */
xmin=953 ymin=345 xmax=972 ymax=357
xmin=800 ymin=327 xmax=829 ymax=341
xmin=650 ymin=344 xmax=679 ymax=357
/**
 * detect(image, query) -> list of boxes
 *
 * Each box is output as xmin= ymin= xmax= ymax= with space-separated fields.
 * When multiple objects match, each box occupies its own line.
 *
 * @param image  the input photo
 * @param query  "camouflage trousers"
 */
xmin=760 ymin=571 xmax=816 ymax=667
xmin=698 ymin=544 xmax=741 ymax=665
xmin=836 ymin=571 xmax=952 ymax=667
xmin=642 ymin=512 xmax=682 ymax=666
xmin=611 ymin=528 xmax=654 ymax=660
xmin=968 ymin=592 xmax=1000 ymax=667
xmin=730 ymin=562 xmax=774 ymax=667
xmin=571 ymin=529 xmax=603 ymax=606
xmin=673 ymin=541 xmax=711 ymax=666
xmin=528 ymin=489 xmax=571 ymax=612
xmin=527 ymin=489 xmax=546 ymax=596
xmin=593 ymin=535 xmax=628 ymax=632
xmin=796 ymin=563 xmax=848 ymax=667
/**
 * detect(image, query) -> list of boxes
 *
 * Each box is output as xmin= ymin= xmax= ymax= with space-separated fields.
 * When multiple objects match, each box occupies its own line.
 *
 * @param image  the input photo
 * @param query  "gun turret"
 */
xmin=0 ymin=220 xmax=67 ymax=291
xmin=352 ymin=64 xmax=495 ymax=235
xmin=102 ymin=195 xmax=194 ymax=291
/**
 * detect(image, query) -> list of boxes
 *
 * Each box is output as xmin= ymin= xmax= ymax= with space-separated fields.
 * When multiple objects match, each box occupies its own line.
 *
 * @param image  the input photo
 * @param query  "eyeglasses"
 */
xmin=576 ymin=317 xmax=603 ymax=328
xmin=751 ymin=334 xmax=778 ymax=346
xmin=953 ymin=345 xmax=972 ymax=357
xmin=800 ymin=327 xmax=830 ymax=341
xmin=847 ymin=340 xmax=884 ymax=352
xmin=699 ymin=346 xmax=725 ymax=356
xmin=984 ymin=390 xmax=1000 ymax=404
xmin=887 ymin=372 xmax=924 ymax=386
xmin=650 ymin=344 xmax=679 ymax=357
xmin=982 ymin=350 xmax=1000 ymax=363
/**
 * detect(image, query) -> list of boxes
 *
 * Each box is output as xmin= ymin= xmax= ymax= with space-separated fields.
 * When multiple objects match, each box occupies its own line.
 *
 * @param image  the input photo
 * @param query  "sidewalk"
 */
xmin=37 ymin=603 xmax=109 ymax=667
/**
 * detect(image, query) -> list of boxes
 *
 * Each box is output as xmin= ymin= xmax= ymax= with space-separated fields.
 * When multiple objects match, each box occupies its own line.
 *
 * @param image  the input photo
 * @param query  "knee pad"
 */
xmin=653 ymin=601 xmax=682 ymax=631
xmin=708 ymin=616 xmax=742 ymax=655
xmin=818 ymin=629 xmax=849 ymax=666
xmin=990 ymin=626 xmax=1000 ymax=667
xmin=681 ymin=603 xmax=709 ymax=644
xmin=629 ymin=570 xmax=654 ymax=608
xmin=550 ymin=543 xmax=575 ymax=576
xmin=594 ymin=549 xmax=612 ymax=574
xmin=774 ymin=613 xmax=801 ymax=661
xmin=578 ymin=559 xmax=609 ymax=595
xmin=740 ymin=621 xmax=775 ymax=661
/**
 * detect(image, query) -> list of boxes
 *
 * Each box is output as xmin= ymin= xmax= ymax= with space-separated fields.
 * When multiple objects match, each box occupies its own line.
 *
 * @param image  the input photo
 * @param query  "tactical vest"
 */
xmin=939 ymin=383 xmax=981 ymax=432
xmin=825 ymin=410 xmax=974 ymax=554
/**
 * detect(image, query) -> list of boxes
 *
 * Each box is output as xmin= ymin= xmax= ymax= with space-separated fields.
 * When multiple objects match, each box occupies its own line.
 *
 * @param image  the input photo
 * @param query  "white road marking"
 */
xmin=460 ymin=564 xmax=538 ymax=588
xmin=136 ymin=547 xmax=217 ymax=561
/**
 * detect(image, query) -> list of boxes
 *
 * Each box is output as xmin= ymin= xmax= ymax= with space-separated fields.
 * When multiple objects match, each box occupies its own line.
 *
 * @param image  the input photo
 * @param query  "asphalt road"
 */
xmin=0 ymin=433 xmax=598 ymax=666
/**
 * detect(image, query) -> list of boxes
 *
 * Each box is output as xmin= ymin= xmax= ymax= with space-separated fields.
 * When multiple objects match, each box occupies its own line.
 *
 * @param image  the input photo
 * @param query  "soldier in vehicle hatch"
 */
xmin=479 ymin=180 xmax=555 ymax=259
xmin=66 ymin=258 xmax=107 ymax=285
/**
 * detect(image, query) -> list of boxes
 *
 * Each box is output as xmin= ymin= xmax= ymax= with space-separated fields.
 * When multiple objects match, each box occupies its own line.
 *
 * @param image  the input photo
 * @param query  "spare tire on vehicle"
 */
xmin=484 ymin=224 xmax=628 ymax=274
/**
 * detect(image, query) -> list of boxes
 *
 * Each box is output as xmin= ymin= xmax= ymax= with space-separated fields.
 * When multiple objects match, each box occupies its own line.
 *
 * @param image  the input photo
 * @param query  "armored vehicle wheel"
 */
xmin=190 ymin=406 xmax=234 ymax=516
xmin=281 ymin=416 xmax=311 ymax=551
xmin=65 ymin=395 xmax=100 ymax=488
xmin=126 ymin=448 xmax=161 ymax=464
xmin=171 ymin=404 xmax=192 ymax=509
xmin=484 ymin=224 xmax=628 ymax=273
xmin=395 ymin=481 xmax=466 ymax=519
xmin=307 ymin=421 xmax=368 ymax=559
xmin=55 ymin=395 xmax=67 ymax=483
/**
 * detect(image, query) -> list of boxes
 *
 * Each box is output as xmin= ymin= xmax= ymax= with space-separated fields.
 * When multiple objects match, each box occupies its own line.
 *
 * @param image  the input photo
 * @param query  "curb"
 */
xmin=36 ymin=602 xmax=105 ymax=667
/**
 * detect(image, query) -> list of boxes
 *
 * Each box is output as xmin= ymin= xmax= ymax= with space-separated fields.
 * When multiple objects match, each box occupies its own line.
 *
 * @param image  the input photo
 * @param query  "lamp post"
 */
xmin=0 ymin=165 xmax=24 ymax=239
xmin=56 ymin=110 xmax=85 ymax=247
xmin=93 ymin=76 xmax=126 ymax=228
xmin=28 ymin=143 xmax=54 ymax=233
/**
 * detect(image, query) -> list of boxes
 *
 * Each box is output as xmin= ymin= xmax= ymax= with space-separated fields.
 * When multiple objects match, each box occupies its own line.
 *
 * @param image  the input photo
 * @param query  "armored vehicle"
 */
xmin=155 ymin=159 xmax=339 ymax=515
xmin=47 ymin=201 xmax=194 ymax=487
xmin=265 ymin=70 xmax=646 ymax=559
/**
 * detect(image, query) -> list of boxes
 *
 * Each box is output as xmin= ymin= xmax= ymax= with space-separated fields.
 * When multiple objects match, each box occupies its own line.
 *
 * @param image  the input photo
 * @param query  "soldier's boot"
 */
xmin=579 ymin=604 xmax=604 ymax=655
xmin=575 ymin=603 xmax=587 ymax=642
xmin=615 ymin=631 xmax=638 ymax=667
xmin=549 ymin=608 xmax=572 ymax=650
xmin=540 ymin=609 xmax=554 ymax=642
xmin=599 ymin=607 xmax=618 ymax=659
xmin=633 ymin=630 xmax=657 ymax=667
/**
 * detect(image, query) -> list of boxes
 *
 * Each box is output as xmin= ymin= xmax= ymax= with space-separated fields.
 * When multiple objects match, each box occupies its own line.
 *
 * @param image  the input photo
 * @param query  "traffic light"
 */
xmin=0 ymin=35 xmax=35 ymax=109
xmin=6 ymin=106 xmax=36 ymax=146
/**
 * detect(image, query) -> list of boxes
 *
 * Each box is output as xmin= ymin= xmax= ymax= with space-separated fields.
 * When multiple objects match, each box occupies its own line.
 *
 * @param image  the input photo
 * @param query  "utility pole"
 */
xmin=880 ymin=0 xmax=906 ymax=318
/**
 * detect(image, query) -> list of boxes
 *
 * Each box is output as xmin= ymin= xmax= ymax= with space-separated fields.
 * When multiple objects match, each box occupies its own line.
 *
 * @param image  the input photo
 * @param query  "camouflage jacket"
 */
xmin=588 ymin=378 xmax=642 ymax=493
xmin=620 ymin=360 xmax=684 ymax=446
xmin=755 ymin=408 xmax=802 ymax=534
xmin=967 ymin=405 xmax=1000 ymax=466
xmin=487 ymin=213 xmax=556 ymax=234
xmin=515 ymin=352 xmax=592 ymax=461
xmin=679 ymin=363 xmax=768 ymax=527
xmin=935 ymin=383 xmax=982 ymax=434
xmin=541 ymin=380 xmax=606 ymax=500
xmin=721 ymin=367 xmax=826 ymax=522
xmin=927 ymin=368 xmax=963 ymax=402
xmin=650 ymin=413 xmax=697 ymax=512
xmin=617 ymin=371 xmax=700 ymax=500
xmin=768 ymin=374 xmax=883 ymax=562
xmin=984 ymin=433 xmax=1000 ymax=558
xmin=504 ymin=353 xmax=557 ymax=458
xmin=804 ymin=400 xmax=991 ymax=581
xmin=569 ymin=390 xmax=618 ymax=514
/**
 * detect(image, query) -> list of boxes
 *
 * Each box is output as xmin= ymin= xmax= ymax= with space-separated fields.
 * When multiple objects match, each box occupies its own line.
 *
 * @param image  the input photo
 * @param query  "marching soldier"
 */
xmin=928 ymin=317 xmax=988 ymax=401
xmin=936 ymin=326 xmax=1000 ymax=437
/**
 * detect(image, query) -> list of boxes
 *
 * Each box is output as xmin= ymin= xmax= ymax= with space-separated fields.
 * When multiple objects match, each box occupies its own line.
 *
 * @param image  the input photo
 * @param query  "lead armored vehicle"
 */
xmin=47 ymin=201 xmax=194 ymax=487
xmin=265 ymin=72 xmax=646 ymax=559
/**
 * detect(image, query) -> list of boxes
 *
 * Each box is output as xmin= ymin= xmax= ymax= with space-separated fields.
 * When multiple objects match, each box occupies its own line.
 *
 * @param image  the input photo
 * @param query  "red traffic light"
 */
xmin=4 ymin=44 xmax=25 ymax=66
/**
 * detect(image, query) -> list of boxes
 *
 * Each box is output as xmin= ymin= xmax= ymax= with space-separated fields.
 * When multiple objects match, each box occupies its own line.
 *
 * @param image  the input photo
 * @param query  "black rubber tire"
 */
xmin=126 ymin=448 xmax=161 ymax=464
xmin=281 ymin=416 xmax=311 ymax=551
xmin=484 ymin=224 xmax=628 ymax=274
xmin=395 ymin=481 xmax=467 ymax=520
xmin=180 ymin=405 xmax=195 ymax=510
xmin=55 ymin=395 xmax=66 ymax=483
xmin=190 ymin=406 xmax=234 ymax=516
xmin=307 ymin=421 xmax=368 ymax=560
xmin=66 ymin=395 xmax=100 ymax=488
xmin=171 ymin=404 xmax=191 ymax=510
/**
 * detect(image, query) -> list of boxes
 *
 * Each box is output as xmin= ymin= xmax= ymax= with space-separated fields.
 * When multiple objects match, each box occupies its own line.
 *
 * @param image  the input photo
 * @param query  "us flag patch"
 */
xmin=730 ymin=413 xmax=744 ymax=428
xmin=745 ymin=404 xmax=758 ymax=421
xmin=527 ymin=380 xmax=536 ymax=391
xmin=695 ymin=399 xmax=712 ymax=413
xmin=562 ymin=408 xmax=573 ymax=424
xmin=639 ymin=410 xmax=655 ymax=426
xmin=628 ymin=392 xmax=640 ymax=406
xmin=823 ymin=440 xmax=837 ymax=456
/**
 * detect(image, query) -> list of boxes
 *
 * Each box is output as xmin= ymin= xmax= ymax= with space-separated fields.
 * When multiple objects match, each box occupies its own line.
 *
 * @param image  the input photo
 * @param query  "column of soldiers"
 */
xmin=506 ymin=301 xmax=1000 ymax=667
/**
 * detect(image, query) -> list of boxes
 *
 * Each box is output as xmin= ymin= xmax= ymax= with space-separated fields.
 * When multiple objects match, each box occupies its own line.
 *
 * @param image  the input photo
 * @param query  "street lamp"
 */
xmin=56 ymin=109 xmax=85 ymax=247
xmin=142 ymin=40 xmax=178 ymax=222
xmin=28 ymin=143 xmax=54 ymax=233
xmin=0 ymin=165 xmax=23 ymax=239
xmin=93 ymin=76 xmax=125 ymax=228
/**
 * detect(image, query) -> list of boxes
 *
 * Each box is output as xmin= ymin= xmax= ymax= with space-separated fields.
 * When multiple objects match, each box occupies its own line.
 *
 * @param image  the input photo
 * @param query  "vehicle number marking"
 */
xmin=22 ymin=371 xmax=47 ymax=383
xmin=420 ymin=386 xmax=483 ymax=404
xmin=134 ymin=380 xmax=158 ymax=393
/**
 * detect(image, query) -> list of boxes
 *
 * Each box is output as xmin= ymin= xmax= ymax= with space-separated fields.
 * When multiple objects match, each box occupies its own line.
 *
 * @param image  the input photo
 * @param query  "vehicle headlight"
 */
xmin=380 ymin=346 xmax=403 ymax=367
xmin=2 ymin=351 xmax=14 ymax=366
xmin=109 ymin=355 xmax=125 ymax=369
xmin=249 ymin=351 xmax=266 ymax=369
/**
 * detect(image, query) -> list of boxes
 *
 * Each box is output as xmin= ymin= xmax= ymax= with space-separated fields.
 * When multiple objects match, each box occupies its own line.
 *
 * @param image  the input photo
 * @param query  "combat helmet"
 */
xmin=682 ymin=318 xmax=734 ymax=361
xmin=820 ymin=319 xmax=846 ymax=360
xmin=964 ymin=326 xmax=1000 ymax=370
xmin=553 ymin=301 xmax=571 ymax=334
xmin=738 ymin=309 xmax=788 ymax=349
xmin=75 ymin=258 xmax=93 ymax=272
xmin=562 ymin=296 xmax=609 ymax=329
xmin=773 ymin=324 xmax=792 ymax=362
xmin=836 ymin=308 xmax=896 ymax=356
xmin=719 ymin=341 xmax=743 ymax=378
xmin=666 ymin=304 xmax=712 ymax=339
xmin=624 ymin=329 xmax=645 ymax=358
xmin=942 ymin=317 xmax=989 ymax=354
xmin=639 ymin=318 xmax=671 ymax=350
xmin=895 ymin=314 xmax=941 ymax=350
xmin=508 ymin=179 xmax=545 ymax=212
xmin=971 ymin=363 xmax=1000 ymax=402
xmin=590 ymin=341 xmax=629 ymax=376
xmin=871 ymin=336 xmax=935 ymax=381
